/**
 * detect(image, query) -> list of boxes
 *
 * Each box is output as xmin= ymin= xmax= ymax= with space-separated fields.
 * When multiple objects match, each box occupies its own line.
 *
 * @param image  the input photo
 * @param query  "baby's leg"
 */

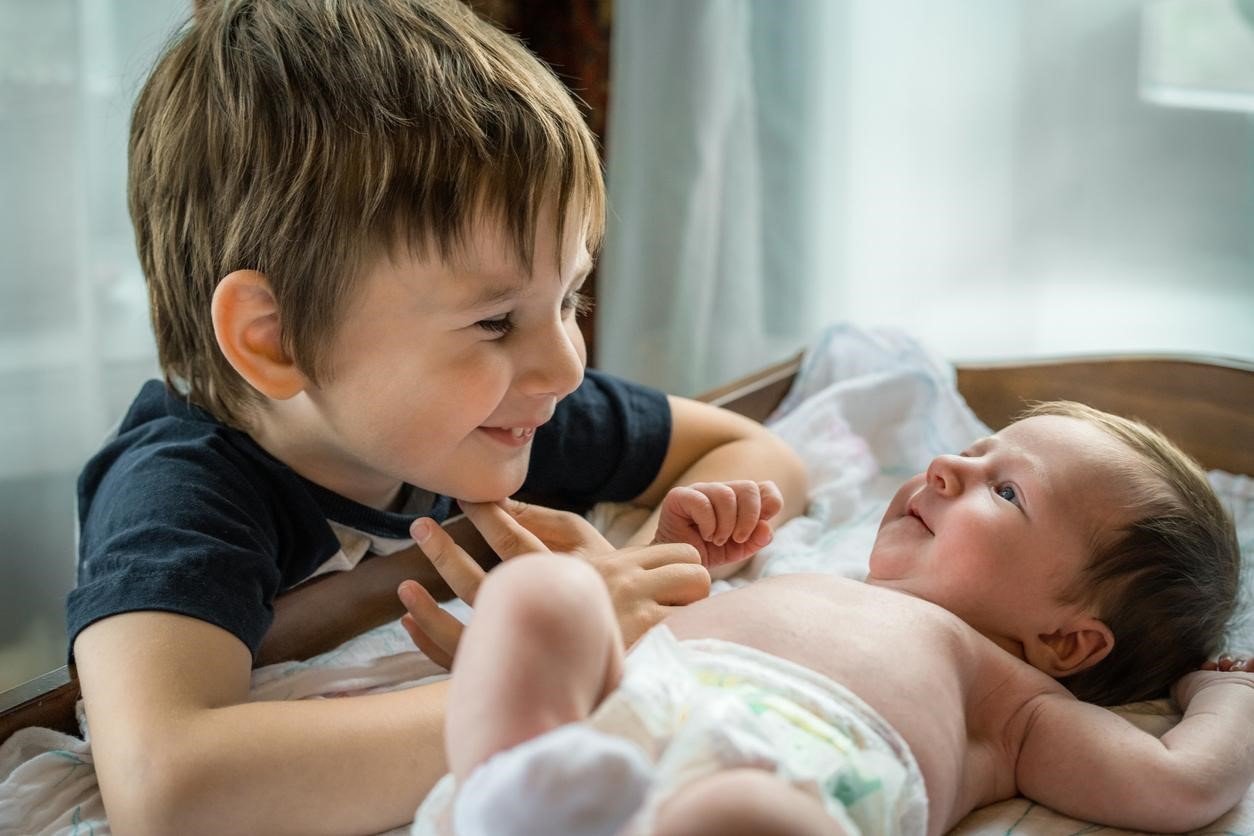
xmin=654 ymin=769 xmax=844 ymax=836
xmin=445 ymin=553 xmax=625 ymax=780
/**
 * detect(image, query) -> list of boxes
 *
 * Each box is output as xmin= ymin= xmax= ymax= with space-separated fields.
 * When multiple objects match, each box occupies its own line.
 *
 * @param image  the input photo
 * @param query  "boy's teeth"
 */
xmin=511 ymin=427 xmax=527 ymax=438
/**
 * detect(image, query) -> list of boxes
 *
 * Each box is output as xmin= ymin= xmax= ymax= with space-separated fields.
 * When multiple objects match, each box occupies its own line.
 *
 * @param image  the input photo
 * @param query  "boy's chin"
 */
xmin=451 ymin=476 xmax=528 ymax=505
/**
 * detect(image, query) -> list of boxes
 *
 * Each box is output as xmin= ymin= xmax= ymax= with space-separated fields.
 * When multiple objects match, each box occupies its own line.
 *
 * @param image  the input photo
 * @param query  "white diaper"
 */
xmin=413 ymin=625 xmax=928 ymax=836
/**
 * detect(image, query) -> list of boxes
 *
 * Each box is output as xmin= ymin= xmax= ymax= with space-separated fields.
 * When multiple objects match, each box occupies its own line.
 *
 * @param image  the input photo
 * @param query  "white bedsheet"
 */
xmin=2 ymin=324 xmax=1251 ymax=835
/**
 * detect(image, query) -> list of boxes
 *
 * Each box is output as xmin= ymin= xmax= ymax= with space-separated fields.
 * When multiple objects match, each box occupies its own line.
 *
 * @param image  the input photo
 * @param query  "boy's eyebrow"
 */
xmin=464 ymin=280 xmax=526 ymax=308
xmin=461 ymin=255 xmax=594 ymax=309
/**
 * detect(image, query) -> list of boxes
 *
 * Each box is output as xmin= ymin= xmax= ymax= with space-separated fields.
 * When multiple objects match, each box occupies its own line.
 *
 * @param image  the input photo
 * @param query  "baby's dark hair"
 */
xmin=1025 ymin=401 xmax=1241 ymax=706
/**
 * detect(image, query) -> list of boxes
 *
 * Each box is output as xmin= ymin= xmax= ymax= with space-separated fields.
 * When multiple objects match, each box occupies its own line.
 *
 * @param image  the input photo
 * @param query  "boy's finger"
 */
xmin=458 ymin=501 xmax=549 ymax=559
xmin=643 ymin=562 xmax=711 ymax=605
xmin=498 ymin=498 xmax=612 ymax=553
xmin=411 ymin=518 xmax=486 ymax=604
xmin=397 ymin=581 xmax=459 ymax=668
xmin=630 ymin=542 xmax=702 ymax=570
xmin=400 ymin=613 xmax=454 ymax=670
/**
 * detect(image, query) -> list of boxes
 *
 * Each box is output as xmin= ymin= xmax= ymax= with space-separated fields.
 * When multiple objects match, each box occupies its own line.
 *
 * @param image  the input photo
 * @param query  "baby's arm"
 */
xmin=1015 ymin=667 xmax=1254 ymax=832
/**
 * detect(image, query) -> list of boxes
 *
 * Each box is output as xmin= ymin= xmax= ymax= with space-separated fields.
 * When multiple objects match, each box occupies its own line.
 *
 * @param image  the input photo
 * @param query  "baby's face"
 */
xmin=866 ymin=415 xmax=1134 ymax=653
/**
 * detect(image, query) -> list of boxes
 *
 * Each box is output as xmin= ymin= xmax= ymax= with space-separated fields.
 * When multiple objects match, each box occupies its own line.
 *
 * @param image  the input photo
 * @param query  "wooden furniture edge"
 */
xmin=955 ymin=353 xmax=1254 ymax=475
xmin=0 ymin=667 xmax=79 ymax=744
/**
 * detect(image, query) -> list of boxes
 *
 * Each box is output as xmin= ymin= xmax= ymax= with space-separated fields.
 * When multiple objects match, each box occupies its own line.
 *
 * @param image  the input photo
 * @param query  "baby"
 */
xmin=410 ymin=402 xmax=1251 ymax=835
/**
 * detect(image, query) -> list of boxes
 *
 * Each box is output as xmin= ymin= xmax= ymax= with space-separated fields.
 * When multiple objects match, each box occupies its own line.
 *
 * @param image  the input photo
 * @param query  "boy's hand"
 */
xmin=652 ymin=480 xmax=782 ymax=568
xmin=398 ymin=500 xmax=709 ymax=668
xmin=1172 ymin=656 xmax=1254 ymax=711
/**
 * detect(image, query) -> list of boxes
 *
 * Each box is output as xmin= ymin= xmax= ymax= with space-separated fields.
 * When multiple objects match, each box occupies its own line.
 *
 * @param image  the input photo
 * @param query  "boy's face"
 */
xmin=867 ymin=415 xmax=1134 ymax=651
xmin=280 ymin=206 xmax=590 ymax=507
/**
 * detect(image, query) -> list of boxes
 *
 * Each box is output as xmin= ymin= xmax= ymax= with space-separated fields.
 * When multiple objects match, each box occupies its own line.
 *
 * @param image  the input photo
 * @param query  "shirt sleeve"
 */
xmin=68 ymin=442 xmax=284 ymax=659
xmin=522 ymin=369 xmax=672 ymax=507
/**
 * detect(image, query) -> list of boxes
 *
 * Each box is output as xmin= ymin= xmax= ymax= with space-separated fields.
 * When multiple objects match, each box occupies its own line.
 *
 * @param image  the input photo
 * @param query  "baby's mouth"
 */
xmin=907 ymin=504 xmax=933 ymax=534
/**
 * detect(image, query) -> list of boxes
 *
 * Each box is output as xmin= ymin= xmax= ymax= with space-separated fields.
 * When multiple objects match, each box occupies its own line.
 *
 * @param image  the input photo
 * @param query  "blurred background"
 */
xmin=1 ymin=0 xmax=1251 ymax=692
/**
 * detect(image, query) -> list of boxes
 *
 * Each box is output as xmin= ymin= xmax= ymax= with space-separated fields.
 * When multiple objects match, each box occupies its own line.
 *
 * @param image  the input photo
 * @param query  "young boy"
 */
xmin=409 ymin=401 xmax=1251 ymax=836
xmin=67 ymin=1 xmax=805 ymax=833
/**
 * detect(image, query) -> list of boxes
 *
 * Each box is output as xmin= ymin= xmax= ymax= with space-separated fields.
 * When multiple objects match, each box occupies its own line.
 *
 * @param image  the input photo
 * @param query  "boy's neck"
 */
xmin=246 ymin=398 xmax=406 ymax=511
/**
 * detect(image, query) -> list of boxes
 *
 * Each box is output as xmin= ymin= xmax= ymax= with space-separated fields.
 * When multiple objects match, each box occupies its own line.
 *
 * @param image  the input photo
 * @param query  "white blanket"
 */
xmin=2 ymin=323 xmax=1251 ymax=835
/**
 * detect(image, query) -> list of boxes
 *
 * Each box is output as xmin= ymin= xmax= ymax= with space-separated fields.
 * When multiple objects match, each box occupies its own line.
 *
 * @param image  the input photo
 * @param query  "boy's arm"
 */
xmin=625 ymin=396 xmax=807 ymax=564
xmin=75 ymin=611 xmax=447 ymax=836
xmin=1015 ymin=672 xmax=1254 ymax=832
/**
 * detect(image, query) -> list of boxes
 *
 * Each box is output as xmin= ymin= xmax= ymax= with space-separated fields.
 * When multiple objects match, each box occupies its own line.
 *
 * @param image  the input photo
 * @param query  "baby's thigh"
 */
xmin=652 ymin=768 xmax=847 ymax=836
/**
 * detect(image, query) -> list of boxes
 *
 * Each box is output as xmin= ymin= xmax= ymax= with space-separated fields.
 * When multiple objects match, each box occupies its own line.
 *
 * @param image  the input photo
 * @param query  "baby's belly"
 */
xmin=661 ymin=575 xmax=984 ymax=832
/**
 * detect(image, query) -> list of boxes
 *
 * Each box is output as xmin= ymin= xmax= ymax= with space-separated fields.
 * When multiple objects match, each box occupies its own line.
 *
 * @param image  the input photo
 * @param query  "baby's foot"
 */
xmin=453 ymin=724 xmax=653 ymax=836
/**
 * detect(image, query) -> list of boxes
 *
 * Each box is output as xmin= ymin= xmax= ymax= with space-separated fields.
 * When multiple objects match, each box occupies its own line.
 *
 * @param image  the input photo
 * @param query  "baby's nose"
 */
xmin=926 ymin=454 xmax=966 ymax=496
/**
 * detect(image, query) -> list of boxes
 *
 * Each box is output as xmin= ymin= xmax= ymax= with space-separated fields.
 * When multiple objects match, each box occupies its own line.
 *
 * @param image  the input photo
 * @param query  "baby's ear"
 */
xmin=1027 ymin=617 xmax=1114 ymax=678
xmin=211 ymin=270 xmax=307 ymax=400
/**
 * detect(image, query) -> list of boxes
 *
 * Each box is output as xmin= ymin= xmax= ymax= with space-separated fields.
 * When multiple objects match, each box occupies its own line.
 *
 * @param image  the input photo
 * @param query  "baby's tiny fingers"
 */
xmin=757 ymin=480 xmax=784 ymax=520
xmin=748 ymin=519 xmax=774 ymax=549
xmin=730 ymin=482 xmax=762 ymax=544
xmin=697 ymin=482 xmax=738 ymax=545
xmin=1216 ymin=654 xmax=1238 ymax=671
xmin=674 ymin=487 xmax=718 ymax=541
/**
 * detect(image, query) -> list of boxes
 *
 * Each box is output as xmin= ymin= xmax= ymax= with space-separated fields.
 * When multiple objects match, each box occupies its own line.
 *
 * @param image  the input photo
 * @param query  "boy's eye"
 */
xmin=995 ymin=483 xmax=1019 ymax=505
xmin=476 ymin=314 xmax=515 ymax=336
xmin=561 ymin=290 xmax=593 ymax=317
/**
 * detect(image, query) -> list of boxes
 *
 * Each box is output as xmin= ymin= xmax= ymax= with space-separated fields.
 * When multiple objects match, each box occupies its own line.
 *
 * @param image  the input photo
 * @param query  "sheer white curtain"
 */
xmin=0 ymin=0 xmax=187 ymax=690
xmin=597 ymin=0 xmax=1254 ymax=396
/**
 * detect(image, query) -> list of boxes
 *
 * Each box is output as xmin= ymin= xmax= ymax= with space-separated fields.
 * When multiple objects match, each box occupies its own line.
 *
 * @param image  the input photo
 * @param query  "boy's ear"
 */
xmin=211 ymin=270 xmax=308 ymax=400
xmin=1028 ymin=617 xmax=1114 ymax=678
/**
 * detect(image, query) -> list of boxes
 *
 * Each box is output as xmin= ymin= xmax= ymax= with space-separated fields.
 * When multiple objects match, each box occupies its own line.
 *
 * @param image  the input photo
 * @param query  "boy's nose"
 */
xmin=926 ymin=454 xmax=968 ymax=496
xmin=519 ymin=323 xmax=585 ymax=399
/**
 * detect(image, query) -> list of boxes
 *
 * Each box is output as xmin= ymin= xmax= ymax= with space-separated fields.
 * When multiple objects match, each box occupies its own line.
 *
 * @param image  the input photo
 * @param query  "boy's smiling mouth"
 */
xmin=478 ymin=423 xmax=541 ymax=448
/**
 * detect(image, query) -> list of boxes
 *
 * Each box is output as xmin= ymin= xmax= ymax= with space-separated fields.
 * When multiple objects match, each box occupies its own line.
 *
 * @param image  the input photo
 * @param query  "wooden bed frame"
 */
xmin=3 ymin=352 xmax=1252 ymax=746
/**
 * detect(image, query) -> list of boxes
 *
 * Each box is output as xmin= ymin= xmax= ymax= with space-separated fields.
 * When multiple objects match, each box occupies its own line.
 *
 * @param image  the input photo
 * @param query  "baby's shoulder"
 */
xmin=966 ymin=647 xmax=1071 ymax=746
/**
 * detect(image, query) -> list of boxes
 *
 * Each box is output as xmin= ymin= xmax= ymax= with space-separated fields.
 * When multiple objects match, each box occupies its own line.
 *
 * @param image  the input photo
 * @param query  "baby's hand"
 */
xmin=1200 ymin=654 xmax=1253 ymax=673
xmin=652 ymin=480 xmax=783 ymax=568
xmin=1172 ymin=655 xmax=1254 ymax=711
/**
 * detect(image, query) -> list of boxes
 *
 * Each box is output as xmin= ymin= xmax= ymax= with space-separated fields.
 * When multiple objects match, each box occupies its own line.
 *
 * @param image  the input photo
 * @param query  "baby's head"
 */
xmin=868 ymin=401 xmax=1239 ymax=706
xmin=1031 ymin=402 xmax=1240 ymax=705
xmin=130 ymin=0 xmax=603 ymax=427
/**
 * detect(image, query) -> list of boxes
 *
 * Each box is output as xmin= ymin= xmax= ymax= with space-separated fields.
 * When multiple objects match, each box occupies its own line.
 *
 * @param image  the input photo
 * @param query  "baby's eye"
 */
xmin=476 ymin=314 xmax=515 ymax=337
xmin=995 ymin=483 xmax=1019 ymax=505
xmin=561 ymin=290 xmax=593 ymax=317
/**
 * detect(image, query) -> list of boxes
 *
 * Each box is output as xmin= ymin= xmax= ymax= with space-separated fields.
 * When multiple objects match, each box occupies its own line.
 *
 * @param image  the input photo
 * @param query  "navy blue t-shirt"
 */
xmin=68 ymin=369 xmax=671 ymax=658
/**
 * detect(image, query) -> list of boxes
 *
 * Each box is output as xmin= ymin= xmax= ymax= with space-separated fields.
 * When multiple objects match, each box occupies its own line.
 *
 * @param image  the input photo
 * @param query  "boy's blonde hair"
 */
xmin=129 ymin=0 xmax=605 ymax=425
xmin=1024 ymin=401 xmax=1241 ymax=706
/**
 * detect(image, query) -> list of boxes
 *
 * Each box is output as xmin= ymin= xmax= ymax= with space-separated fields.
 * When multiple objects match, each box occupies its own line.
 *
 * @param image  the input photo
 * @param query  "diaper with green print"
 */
xmin=589 ymin=625 xmax=929 ymax=836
